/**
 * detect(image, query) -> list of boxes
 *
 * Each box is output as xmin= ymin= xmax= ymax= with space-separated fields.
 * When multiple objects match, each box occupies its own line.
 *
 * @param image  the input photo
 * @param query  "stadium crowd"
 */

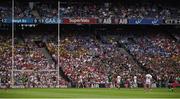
xmin=0 ymin=35 xmax=12 ymax=87
xmin=60 ymin=2 xmax=180 ymax=19
xmin=47 ymin=34 xmax=143 ymax=88
xmin=14 ymin=35 xmax=56 ymax=70
xmin=0 ymin=0 xmax=179 ymax=88
xmin=0 ymin=1 xmax=180 ymax=19
xmin=0 ymin=32 xmax=179 ymax=88
xmin=120 ymin=33 xmax=180 ymax=87
xmin=13 ymin=71 xmax=66 ymax=88
xmin=46 ymin=33 xmax=179 ymax=88
xmin=0 ymin=34 xmax=67 ymax=88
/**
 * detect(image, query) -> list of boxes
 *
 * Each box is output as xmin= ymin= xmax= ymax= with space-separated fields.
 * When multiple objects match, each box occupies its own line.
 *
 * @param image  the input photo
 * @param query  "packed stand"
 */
xmin=13 ymin=71 xmax=61 ymax=88
xmin=120 ymin=33 xmax=180 ymax=87
xmin=0 ymin=1 xmax=180 ymax=19
xmin=0 ymin=3 xmax=11 ymax=19
xmin=47 ymin=34 xmax=145 ymax=88
xmin=0 ymin=35 xmax=12 ymax=87
xmin=12 ymin=34 xmax=65 ymax=88
xmin=59 ymin=2 xmax=180 ymax=19
xmin=14 ymin=35 xmax=56 ymax=70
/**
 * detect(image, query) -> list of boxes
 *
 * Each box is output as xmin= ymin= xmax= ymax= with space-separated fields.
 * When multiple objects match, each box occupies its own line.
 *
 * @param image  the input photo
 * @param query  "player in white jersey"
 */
xmin=78 ymin=75 xmax=84 ymax=88
xmin=116 ymin=76 xmax=121 ymax=88
xmin=145 ymin=74 xmax=152 ymax=91
xmin=133 ymin=75 xmax=138 ymax=88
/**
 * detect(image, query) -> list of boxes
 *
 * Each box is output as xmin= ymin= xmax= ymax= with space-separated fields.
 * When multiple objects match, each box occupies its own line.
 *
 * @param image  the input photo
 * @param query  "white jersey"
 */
xmin=30 ymin=75 xmax=34 ymax=82
xmin=145 ymin=74 xmax=152 ymax=84
xmin=117 ymin=76 xmax=121 ymax=83
xmin=79 ymin=75 xmax=83 ymax=83
xmin=134 ymin=76 xmax=137 ymax=83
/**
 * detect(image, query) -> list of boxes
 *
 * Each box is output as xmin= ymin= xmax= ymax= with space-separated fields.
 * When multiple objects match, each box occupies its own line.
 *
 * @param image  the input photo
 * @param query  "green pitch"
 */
xmin=0 ymin=88 xmax=180 ymax=98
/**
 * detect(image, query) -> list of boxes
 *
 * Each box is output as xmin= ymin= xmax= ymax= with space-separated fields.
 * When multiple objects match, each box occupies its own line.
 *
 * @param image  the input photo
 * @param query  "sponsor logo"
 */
xmin=69 ymin=19 xmax=90 ymax=23
xmin=152 ymin=19 xmax=159 ymax=24
xmin=135 ymin=19 xmax=142 ymax=24
xmin=64 ymin=18 xmax=96 ymax=24
xmin=165 ymin=19 xmax=180 ymax=24
xmin=103 ymin=18 xmax=112 ymax=24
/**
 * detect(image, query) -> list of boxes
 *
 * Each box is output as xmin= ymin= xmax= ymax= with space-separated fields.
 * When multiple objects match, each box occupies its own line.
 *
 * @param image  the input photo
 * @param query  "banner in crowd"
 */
xmin=1 ymin=18 xmax=62 ymax=24
xmin=2 ymin=18 xmax=180 ymax=25
xmin=164 ymin=19 xmax=180 ymax=25
xmin=35 ymin=18 xmax=62 ymax=24
xmin=63 ymin=18 xmax=97 ymax=24
xmin=98 ymin=18 xmax=128 ymax=24
xmin=128 ymin=18 xmax=161 ymax=25
xmin=2 ymin=18 xmax=34 ymax=23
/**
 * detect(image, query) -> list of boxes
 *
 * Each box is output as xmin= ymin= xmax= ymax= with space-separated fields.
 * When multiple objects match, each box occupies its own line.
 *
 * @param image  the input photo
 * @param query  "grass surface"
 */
xmin=0 ymin=88 xmax=180 ymax=98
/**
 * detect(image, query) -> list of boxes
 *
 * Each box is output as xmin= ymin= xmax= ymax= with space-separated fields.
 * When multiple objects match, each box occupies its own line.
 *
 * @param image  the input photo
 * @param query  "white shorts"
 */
xmin=145 ymin=81 xmax=151 ymax=85
xmin=117 ymin=81 xmax=120 ymax=84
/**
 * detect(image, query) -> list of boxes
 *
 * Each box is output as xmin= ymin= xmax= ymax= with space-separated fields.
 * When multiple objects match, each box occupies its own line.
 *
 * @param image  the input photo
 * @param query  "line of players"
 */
xmin=1 ymin=72 xmax=176 ymax=91
xmin=115 ymin=75 xmax=138 ymax=89
xmin=115 ymin=73 xmax=175 ymax=91
xmin=77 ymin=73 xmax=176 ymax=91
xmin=76 ymin=74 xmax=152 ymax=89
